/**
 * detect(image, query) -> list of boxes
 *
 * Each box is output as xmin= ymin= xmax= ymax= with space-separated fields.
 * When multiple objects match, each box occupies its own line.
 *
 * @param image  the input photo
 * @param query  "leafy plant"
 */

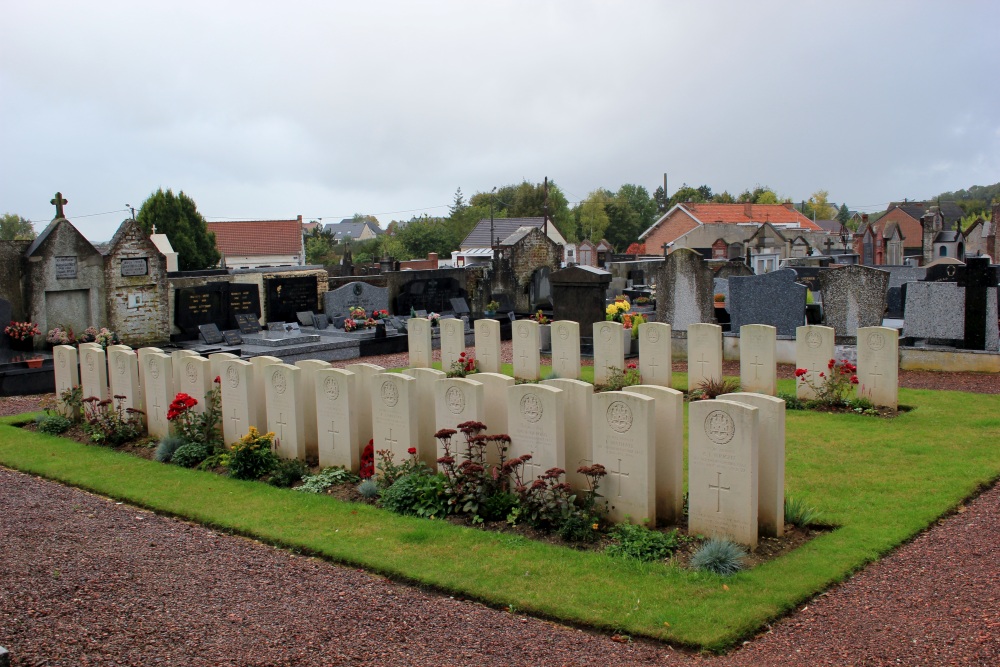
xmin=81 ymin=395 xmax=144 ymax=446
xmin=227 ymin=426 xmax=279 ymax=480
xmin=35 ymin=413 xmax=71 ymax=435
xmin=59 ymin=385 xmax=84 ymax=422
xmin=446 ymin=351 xmax=478 ymax=378
xmin=795 ymin=358 xmax=859 ymax=408
xmin=690 ymin=538 xmax=746 ymax=575
xmin=296 ymin=466 xmax=359 ymax=493
xmin=166 ymin=380 xmax=223 ymax=449
xmin=154 ymin=434 xmax=187 ymax=463
xmin=485 ymin=300 xmax=500 ymax=312
xmin=690 ymin=376 xmax=740 ymax=400
xmin=435 ymin=422 xmax=515 ymax=519
xmin=529 ymin=310 xmax=550 ymax=325
xmin=784 ymin=494 xmax=824 ymax=527
xmin=357 ymin=478 xmax=380 ymax=499
xmin=379 ymin=469 xmax=448 ymax=518
xmin=267 ymin=458 xmax=308 ymax=488
xmin=600 ymin=363 xmax=642 ymax=391
xmin=629 ymin=314 xmax=645 ymax=339
xmin=605 ymin=523 xmax=682 ymax=561
xmin=777 ymin=391 xmax=805 ymax=410
xmin=376 ymin=447 xmax=427 ymax=489
xmin=171 ymin=442 xmax=212 ymax=468
xmin=508 ymin=463 xmax=607 ymax=537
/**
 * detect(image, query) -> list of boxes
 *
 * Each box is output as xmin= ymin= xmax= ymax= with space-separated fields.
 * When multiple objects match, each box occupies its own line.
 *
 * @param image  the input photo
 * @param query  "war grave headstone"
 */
xmin=105 ymin=343 xmax=136 ymax=417
xmin=541 ymin=378 xmax=593 ymax=492
xmin=314 ymin=368 xmax=358 ymax=471
xmin=719 ymin=392 xmax=785 ymax=537
xmin=656 ymin=248 xmax=715 ymax=331
xmin=473 ymin=319 xmax=501 ymax=373
xmin=371 ymin=372 xmax=418 ymax=464
xmin=79 ymin=346 xmax=109 ymax=401
xmin=170 ymin=350 xmax=200 ymax=395
xmin=638 ymin=322 xmax=672 ymax=388
xmin=407 ymin=317 xmax=432 ymax=368
xmin=818 ymin=265 xmax=890 ymax=338
xmin=208 ymin=352 xmax=239 ymax=385
xmin=265 ymin=363 xmax=305 ymax=460
xmin=624 ymin=385 xmax=685 ymax=524
xmin=795 ymin=325 xmax=835 ymax=400
xmin=592 ymin=391 xmax=656 ymax=524
xmin=439 ymin=318 xmax=466 ymax=372
xmin=198 ymin=323 xmax=225 ymax=345
xmin=403 ymin=367 xmax=447 ymax=468
xmin=434 ymin=378 xmax=484 ymax=461
xmin=856 ymin=326 xmax=899 ymax=409
xmin=512 ymin=320 xmax=541 ymax=381
xmin=219 ymin=358 xmax=257 ymax=447
xmin=135 ymin=347 xmax=163 ymax=415
xmin=344 ymin=362 xmax=384 ymax=458
xmin=176 ymin=355 xmax=213 ymax=416
xmin=550 ymin=265 xmax=612 ymax=327
xmin=53 ymin=345 xmax=79 ymax=417
xmin=728 ymin=269 xmax=806 ymax=337
xmin=265 ymin=275 xmax=319 ymax=324
xmin=250 ymin=356 xmax=282 ymax=434
xmin=550 ymin=320 xmax=581 ymax=380
xmin=472 ymin=372 xmax=514 ymax=467
xmin=687 ymin=323 xmax=723 ymax=393
xmin=142 ymin=352 xmax=174 ymax=440
xmin=323 ymin=281 xmax=389 ymax=319
xmin=593 ymin=321 xmax=625 ymax=386
xmin=296 ymin=360 xmax=330 ymax=461
xmin=740 ymin=324 xmax=777 ymax=396
xmin=688 ymin=399 xmax=760 ymax=549
xmin=506 ymin=384 xmax=565 ymax=482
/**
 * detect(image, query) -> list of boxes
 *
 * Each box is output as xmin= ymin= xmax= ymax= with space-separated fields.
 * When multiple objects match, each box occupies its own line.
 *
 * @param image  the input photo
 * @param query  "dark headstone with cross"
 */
xmin=957 ymin=257 xmax=999 ymax=351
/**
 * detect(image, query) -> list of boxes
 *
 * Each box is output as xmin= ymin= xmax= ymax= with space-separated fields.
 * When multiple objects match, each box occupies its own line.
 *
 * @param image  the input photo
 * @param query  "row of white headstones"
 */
xmin=52 ymin=322 xmax=898 ymax=549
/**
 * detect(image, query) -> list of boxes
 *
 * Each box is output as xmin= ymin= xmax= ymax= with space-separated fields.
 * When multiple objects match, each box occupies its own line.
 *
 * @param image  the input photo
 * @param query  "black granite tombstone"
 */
xmin=198 ymin=323 xmax=225 ymax=344
xmin=957 ymin=258 xmax=999 ymax=350
xmin=389 ymin=316 xmax=406 ymax=332
xmin=265 ymin=276 xmax=318 ymax=323
xmin=296 ymin=311 xmax=316 ymax=326
xmin=550 ymin=265 xmax=612 ymax=327
xmin=227 ymin=284 xmax=261 ymax=327
xmin=450 ymin=297 xmax=471 ymax=316
xmin=394 ymin=276 xmax=467 ymax=314
xmin=174 ymin=283 xmax=262 ymax=336
xmin=222 ymin=330 xmax=243 ymax=345
xmin=235 ymin=312 xmax=262 ymax=334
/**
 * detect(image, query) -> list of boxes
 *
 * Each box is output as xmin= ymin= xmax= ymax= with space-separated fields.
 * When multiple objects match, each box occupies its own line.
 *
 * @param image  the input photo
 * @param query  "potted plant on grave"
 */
xmin=46 ymin=326 xmax=75 ymax=348
xmin=713 ymin=293 xmax=730 ymax=326
xmin=427 ymin=312 xmax=441 ymax=327
xmin=530 ymin=309 xmax=551 ymax=351
xmin=4 ymin=321 xmax=40 ymax=351
xmin=605 ymin=297 xmax=634 ymax=352
xmin=484 ymin=300 xmax=500 ymax=318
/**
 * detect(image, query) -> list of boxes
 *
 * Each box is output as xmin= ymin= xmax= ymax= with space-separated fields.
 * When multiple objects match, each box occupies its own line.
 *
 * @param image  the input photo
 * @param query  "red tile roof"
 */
xmin=206 ymin=219 xmax=303 ymax=257
xmin=681 ymin=203 xmax=822 ymax=230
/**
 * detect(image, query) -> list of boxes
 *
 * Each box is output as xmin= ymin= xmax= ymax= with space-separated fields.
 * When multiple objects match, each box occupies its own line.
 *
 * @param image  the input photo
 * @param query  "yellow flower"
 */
xmin=606 ymin=304 xmax=617 ymax=316
xmin=592 ymin=523 xmax=599 ymax=530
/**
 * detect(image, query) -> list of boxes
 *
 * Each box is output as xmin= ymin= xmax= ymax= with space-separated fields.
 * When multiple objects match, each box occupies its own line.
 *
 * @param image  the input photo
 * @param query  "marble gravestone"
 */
xmin=795 ymin=325 xmax=835 ymax=400
xmin=219 ymin=358 xmax=257 ymax=447
xmin=471 ymin=372 xmax=514 ymax=467
xmin=592 ymin=391 xmax=656 ymax=524
xmin=407 ymin=317 xmax=432 ymax=368
xmin=142 ymin=353 xmax=174 ymax=440
xmin=739 ymin=324 xmax=777 ymax=396
xmin=473 ymin=318 xmax=501 ymax=374
xmin=719 ymin=392 xmax=785 ymax=538
xmin=344 ymin=362 xmax=385 ymax=459
xmin=434 ymin=378 xmax=484 ymax=461
xmin=902 ymin=282 xmax=966 ymax=341
xmin=549 ymin=321 xmax=581 ymax=380
xmin=296 ymin=359 xmax=330 ymax=461
xmin=688 ymin=399 xmax=760 ymax=549
xmin=314 ymin=368 xmax=359 ymax=471
xmin=638 ymin=322 xmax=672 ymax=388
xmin=624 ymin=384 xmax=684 ymax=525
xmin=170 ymin=350 xmax=200 ymax=399
xmin=208 ymin=352 xmax=239 ymax=385
xmin=506 ymin=384 xmax=565 ymax=483
xmin=265 ymin=364 xmax=306 ymax=461
xmin=856 ymin=326 xmax=899 ymax=409
xmin=592 ymin=321 xmax=625 ymax=386
xmin=322 ymin=281 xmax=389 ymax=318
xmin=511 ymin=320 xmax=541 ymax=381
xmin=52 ymin=345 xmax=79 ymax=417
xmin=818 ymin=265 xmax=890 ymax=338
xmin=79 ymin=346 xmax=109 ymax=402
xmin=728 ymin=269 xmax=807 ymax=337
xmin=541 ymin=378 xmax=593 ymax=493
xmin=655 ymin=248 xmax=715 ymax=332
xmin=439 ymin=318 xmax=466 ymax=373
xmin=687 ymin=323 xmax=723 ymax=393
xmin=404 ymin=367 xmax=447 ymax=468
xmin=371 ymin=372 xmax=418 ymax=465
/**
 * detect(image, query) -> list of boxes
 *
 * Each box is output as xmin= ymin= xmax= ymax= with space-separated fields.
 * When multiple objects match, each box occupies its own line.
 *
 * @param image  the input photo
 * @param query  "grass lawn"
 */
xmin=1 ymin=371 xmax=998 ymax=651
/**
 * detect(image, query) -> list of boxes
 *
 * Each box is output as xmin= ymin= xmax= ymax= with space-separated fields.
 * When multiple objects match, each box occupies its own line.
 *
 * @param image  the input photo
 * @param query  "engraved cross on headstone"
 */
xmin=868 ymin=363 xmax=882 ymax=389
xmin=558 ymin=349 xmax=569 ymax=373
xmin=521 ymin=451 xmax=542 ymax=480
xmin=750 ymin=354 xmax=764 ymax=380
xmin=709 ymin=471 xmax=731 ymax=512
xmin=51 ymin=192 xmax=68 ymax=218
xmin=230 ymin=408 xmax=243 ymax=434
xmin=647 ymin=355 xmax=659 ymax=378
xmin=385 ymin=428 xmax=398 ymax=449
xmin=275 ymin=412 xmax=288 ymax=445
xmin=609 ymin=458 xmax=631 ymax=498
xmin=150 ymin=395 xmax=163 ymax=423
xmin=327 ymin=419 xmax=340 ymax=452
xmin=697 ymin=353 xmax=709 ymax=378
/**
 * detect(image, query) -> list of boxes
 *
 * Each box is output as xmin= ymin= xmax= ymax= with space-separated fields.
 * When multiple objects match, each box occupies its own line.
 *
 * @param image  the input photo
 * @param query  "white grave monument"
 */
xmin=638 ymin=322 xmax=672 ymax=388
xmin=473 ymin=318 xmax=501 ymax=374
xmin=314 ymin=368 xmax=359 ymax=470
xmin=52 ymin=345 xmax=79 ymax=417
xmin=795 ymin=325 xmax=835 ymax=400
xmin=79 ymin=346 xmax=109 ymax=402
xmin=434 ymin=378 xmax=484 ymax=461
xmin=856 ymin=326 xmax=899 ymax=409
xmin=251 ymin=356 xmax=282 ymax=433
xmin=593 ymin=321 xmax=625 ymax=386
xmin=345 ymin=362 xmax=385 ymax=458
xmin=296 ymin=359 xmax=329 ymax=461
xmin=176 ymin=355 xmax=213 ymax=415
xmin=135 ymin=346 xmax=163 ymax=415
xmin=404 ymin=366 xmax=447 ymax=468
xmin=107 ymin=347 xmax=141 ymax=417
xmin=687 ymin=323 xmax=723 ymax=393
xmin=265 ymin=363 xmax=306 ymax=461
xmin=170 ymin=350 xmax=200 ymax=395
xmin=592 ymin=391 xmax=656 ymax=524
xmin=506 ymin=384 xmax=565 ymax=482
xmin=550 ymin=321 xmax=581 ymax=380
xmin=371 ymin=372 xmax=419 ymax=465
xmin=624 ymin=384 xmax=685 ymax=524
xmin=472 ymin=372 xmax=514 ymax=467
xmin=541 ymin=378 xmax=593 ymax=492
xmin=219 ymin=358 xmax=257 ymax=447
xmin=407 ymin=317 xmax=432 ymax=368
xmin=511 ymin=320 xmax=541 ymax=381
xmin=439 ymin=318 xmax=466 ymax=373
xmin=142 ymin=352 xmax=175 ymax=440
xmin=740 ymin=324 xmax=777 ymax=396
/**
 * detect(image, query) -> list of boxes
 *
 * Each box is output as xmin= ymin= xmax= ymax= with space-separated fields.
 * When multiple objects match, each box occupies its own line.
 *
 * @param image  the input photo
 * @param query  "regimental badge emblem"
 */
xmin=646 ymin=326 xmax=660 ymax=343
xmin=704 ymin=410 xmax=736 ymax=445
xmin=115 ymin=355 xmax=126 ymax=375
xmin=517 ymin=323 xmax=529 ymax=339
xmin=85 ymin=352 xmax=94 ymax=372
xmin=226 ymin=365 xmax=240 ymax=388
xmin=148 ymin=357 xmax=159 ymax=380
xmin=867 ymin=331 xmax=885 ymax=351
xmin=606 ymin=401 xmax=633 ymax=433
xmin=557 ymin=324 xmax=569 ymax=340
xmin=272 ymin=370 xmax=287 ymax=395
xmin=186 ymin=361 xmax=198 ymax=384
xmin=446 ymin=386 xmax=465 ymax=414
xmin=520 ymin=393 xmax=543 ymax=423
xmin=381 ymin=380 xmax=399 ymax=407
xmin=806 ymin=330 xmax=823 ymax=349
xmin=323 ymin=376 xmax=339 ymax=400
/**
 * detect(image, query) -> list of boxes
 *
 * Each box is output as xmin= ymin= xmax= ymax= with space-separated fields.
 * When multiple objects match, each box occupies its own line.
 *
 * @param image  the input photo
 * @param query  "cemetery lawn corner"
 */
xmin=1 ymin=383 xmax=998 ymax=652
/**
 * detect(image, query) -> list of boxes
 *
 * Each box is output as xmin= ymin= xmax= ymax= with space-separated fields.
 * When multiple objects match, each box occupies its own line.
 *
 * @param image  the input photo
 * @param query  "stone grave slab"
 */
xmin=687 ymin=323 xmax=723 ymax=393
xmin=638 ymin=322 xmax=672 ymax=388
xmin=655 ymin=248 xmax=715 ymax=331
xmin=135 ymin=347 xmax=163 ymax=417
xmin=903 ymin=282 xmax=965 ymax=340
xmin=450 ymin=297 xmax=470 ymax=315
xmin=506 ymin=384 xmax=565 ymax=483
xmin=264 ymin=363 xmax=306 ymax=461
xmin=344 ymin=362 xmax=384 ymax=458
xmin=439 ymin=318 xmax=466 ymax=373
xmin=371 ymin=372 xmax=418 ymax=465
xmin=79 ymin=346 xmax=109 ymax=402
xmin=142 ymin=352 xmax=174 ymax=440
xmin=593 ymin=321 xmax=625 ymax=386
xmin=624 ymin=384 xmax=684 ymax=524
xmin=219 ymin=358 xmax=257 ymax=446
xmin=312 ymin=313 xmax=329 ymax=330
xmin=592 ymin=391 xmax=656 ymax=524
xmin=236 ymin=313 xmax=262 ymax=334
xmin=250 ymin=356 xmax=282 ymax=436
xmin=541 ymin=378 xmax=593 ymax=493
xmin=198 ymin=323 xmax=225 ymax=345
xmin=52 ymin=345 xmax=80 ymax=417
xmin=795 ymin=325 xmax=835 ymax=400
xmin=295 ymin=311 xmax=315 ymax=326
xmin=550 ymin=321 xmax=581 ymax=380
xmin=688 ymin=399 xmax=759 ymax=549
xmin=222 ymin=330 xmax=243 ymax=345
xmin=719 ymin=392 xmax=784 ymax=538
xmin=739 ymin=324 xmax=777 ymax=395
xmin=818 ymin=265 xmax=890 ymax=337
xmin=511 ymin=320 xmax=541 ymax=381
xmin=856 ymin=326 xmax=899 ymax=409
xmin=472 ymin=372 xmax=514 ymax=467
xmin=407 ymin=317 xmax=432 ymax=368
xmin=728 ymin=269 xmax=806 ymax=337
xmin=473 ymin=319 xmax=501 ymax=374
xmin=322 ymin=281 xmax=389 ymax=318
xmin=296 ymin=359 xmax=330 ymax=462
xmin=434 ymin=378 xmax=484 ymax=461
xmin=402 ymin=367 xmax=446 ymax=469
xmin=314 ymin=368 xmax=359 ymax=471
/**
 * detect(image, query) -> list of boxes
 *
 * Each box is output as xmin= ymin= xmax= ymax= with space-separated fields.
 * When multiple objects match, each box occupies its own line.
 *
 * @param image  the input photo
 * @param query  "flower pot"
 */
xmin=483 ymin=310 xmax=496 ymax=318
xmin=25 ymin=358 xmax=43 ymax=369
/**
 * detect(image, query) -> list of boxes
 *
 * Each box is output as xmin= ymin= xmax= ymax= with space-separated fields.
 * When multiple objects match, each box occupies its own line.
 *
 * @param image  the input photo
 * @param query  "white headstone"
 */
xmin=541 ymin=378 xmax=592 ymax=492
xmin=219 ymin=358 xmax=257 ymax=447
xmin=251 ymin=356 xmax=283 ymax=435
xmin=856 ymin=326 xmax=899 ymax=409
xmin=53 ymin=345 xmax=79 ymax=417
xmin=142 ymin=352 xmax=175 ymax=440
xmin=345 ymin=362 xmax=385 ymax=459
xmin=740 ymin=324 xmax=777 ymax=396
xmin=107 ymin=347 xmax=141 ymax=417
xmin=623 ymin=384 xmax=685 ymax=524
xmin=511 ymin=320 xmax=541 ymax=381
xmin=473 ymin=318 xmax=501 ymax=374
xmin=688 ymin=399 xmax=759 ymax=549
xmin=439 ymin=318 xmax=466 ymax=373
xmin=550 ymin=321 xmax=581 ymax=380
xmin=472 ymin=371 xmax=514 ymax=467
xmin=593 ymin=321 xmax=625 ymax=386
xmin=208 ymin=352 xmax=239 ymax=384
xmin=177 ymin=355 xmax=213 ymax=415
xmin=687 ymin=323 xmax=723 ymax=393
xmin=170 ymin=350 xmax=200 ymax=395
xmin=795 ymin=325 xmax=835 ymax=400
xmin=135 ymin=346 xmax=163 ymax=415
xmin=506 ymin=384 xmax=565 ymax=482
xmin=638 ymin=322 xmax=672 ymax=388
xmin=79 ymin=346 xmax=109 ymax=402
xmin=314 ymin=368 xmax=359 ymax=471
xmin=265 ymin=363 xmax=306 ymax=460
xmin=371 ymin=372 xmax=418 ymax=465
xmin=404 ymin=367 xmax=447 ymax=469
xmin=592 ymin=391 xmax=656 ymax=524
xmin=407 ymin=317 xmax=432 ymax=368
xmin=719 ymin=392 xmax=785 ymax=538
xmin=434 ymin=378 xmax=484 ymax=461
xmin=296 ymin=359 xmax=329 ymax=462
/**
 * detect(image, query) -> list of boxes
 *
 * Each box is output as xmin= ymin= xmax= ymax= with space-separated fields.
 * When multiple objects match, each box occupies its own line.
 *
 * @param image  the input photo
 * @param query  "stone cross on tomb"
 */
xmin=327 ymin=419 xmax=340 ymax=440
xmin=696 ymin=353 xmax=710 ymax=377
xmin=608 ymin=458 xmax=630 ymax=498
xmin=51 ymin=192 xmax=68 ymax=219
xmin=709 ymin=471 xmax=731 ymax=512
xmin=149 ymin=395 xmax=163 ymax=422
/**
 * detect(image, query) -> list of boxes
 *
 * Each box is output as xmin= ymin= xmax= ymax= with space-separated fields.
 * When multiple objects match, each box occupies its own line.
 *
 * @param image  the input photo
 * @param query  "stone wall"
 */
xmin=495 ymin=228 xmax=561 ymax=313
xmin=0 ymin=240 xmax=30 ymax=320
xmin=104 ymin=220 xmax=170 ymax=346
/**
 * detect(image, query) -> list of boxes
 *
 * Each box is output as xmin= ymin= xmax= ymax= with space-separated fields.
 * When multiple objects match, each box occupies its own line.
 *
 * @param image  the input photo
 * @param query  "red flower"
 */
xmin=828 ymin=359 xmax=836 ymax=370
xmin=850 ymin=375 xmax=859 ymax=384
xmin=214 ymin=376 xmax=221 ymax=383
xmin=819 ymin=372 xmax=825 ymax=378
xmin=627 ymin=362 xmax=638 ymax=370
xmin=794 ymin=368 xmax=808 ymax=377
xmin=407 ymin=447 xmax=417 ymax=456
xmin=459 ymin=352 xmax=466 ymax=357
xmin=359 ymin=441 xmax=375 ymax=478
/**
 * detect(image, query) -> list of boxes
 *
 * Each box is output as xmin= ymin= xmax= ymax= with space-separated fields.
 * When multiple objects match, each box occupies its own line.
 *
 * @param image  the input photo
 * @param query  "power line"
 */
xmin=24 ymin=208 xmax=131 ymax=225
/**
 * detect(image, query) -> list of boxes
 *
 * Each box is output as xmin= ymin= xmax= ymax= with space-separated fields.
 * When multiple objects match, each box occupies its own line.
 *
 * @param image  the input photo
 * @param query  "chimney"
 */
xmin=427 ymin=252 xmax=438 ymax=262
xmin=743 ymin=202 xmax=753 ymax=219
xmin=784 ymin=202 xmax=795 ymax=210
xmin=862 ymin=214 xmax=869 ymax=224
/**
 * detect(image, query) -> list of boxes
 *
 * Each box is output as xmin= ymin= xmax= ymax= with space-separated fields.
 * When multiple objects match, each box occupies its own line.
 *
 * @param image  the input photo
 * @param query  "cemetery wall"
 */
xmin=104 ymin=222 xmax=170 ymax=346
xmin=0 ymin=240 xmax=30 ymax=320
xmin=899 ymin=347 xmax=1000 ymax=373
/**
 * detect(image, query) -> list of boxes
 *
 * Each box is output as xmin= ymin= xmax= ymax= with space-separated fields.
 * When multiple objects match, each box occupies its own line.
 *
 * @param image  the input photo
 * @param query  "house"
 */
xmin=206 ymin=217 xmax=305 ymax=269
xmin=452 ymin=216 xmax=567 ymax=267
xmin=639 ymin=202 xmax=822 ymax=250
xmin=852 ymin=201 xmax=964 ymax=265
xmin=323 ymin=218 xmax=383 ymax=242
xmin=963 ymin=205 xmax=998 ymax=261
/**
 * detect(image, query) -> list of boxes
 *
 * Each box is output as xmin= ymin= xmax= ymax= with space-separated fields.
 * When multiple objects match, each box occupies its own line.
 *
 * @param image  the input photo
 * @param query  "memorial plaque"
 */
xmin=312 ymin=313 xmax=329 ymax=330
xmin=120 ymin=257 xmax=149 ymax=277
xmin=55 ymin=256 xmax=78 ymax=279
xmin=450 ymin=297 xmax=471 ymax=315
xmin=175 ymin=283 xmax=227 ymax=334
xmin=222 ymin=330 xmax=243 ymax=345
xmin=265 ymin=276 xmax=318 ymax=323
xmin=267 ymin=321 xmax=286 ymax=332
xmin=415 ymin=309 xmax=428 ymax=318
xmin=198 ymin=323 xmax=225 ymax=344
xmin=227 ymin=285 xmax=261 ymax=326
xmin=236 ymin=312 xmax=262 ymax=334
xmin=296 ymin=311 xmax=316 ymax=326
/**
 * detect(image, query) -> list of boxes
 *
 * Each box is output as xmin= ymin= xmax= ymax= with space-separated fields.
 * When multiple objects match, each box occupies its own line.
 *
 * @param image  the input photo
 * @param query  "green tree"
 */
xmin=737 ymin=185 xmax=780 ymax=204
xmin=136 ymin=189 xmax=220 ymax=270
xmin=397 ymin=215 xmax=459 ymax=258
xmin=808 ymin=190 xmax=835 ymax=220
xmin=712 ymin=191 xmax=736 ymax=204
xmin=305 ymin=225 xmax=338 ymax=265
xmin=469 ymin=179 xmax=575 ymax=242
xmin=837 ymin=203 xmax=850 ymax=225
xmin=653 ymin=185 xmax=669 ymax=212
xmin=0 ymin=213 xmax=36 ymax=240
xmin=575 ymin=189 xmax=613 ymax=241
xmin=668 ymin=183 xmax=711 ymax=208
xmin=605 ymin=184 xmax=656 ymax=250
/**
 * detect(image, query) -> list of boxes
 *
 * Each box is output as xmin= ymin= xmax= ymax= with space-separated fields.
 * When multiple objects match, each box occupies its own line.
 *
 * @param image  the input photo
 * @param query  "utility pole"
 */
xmin=490 ymin=186 xmax=497 ymax=267
xmin=543 ymin=176 xmax=549 ymax=237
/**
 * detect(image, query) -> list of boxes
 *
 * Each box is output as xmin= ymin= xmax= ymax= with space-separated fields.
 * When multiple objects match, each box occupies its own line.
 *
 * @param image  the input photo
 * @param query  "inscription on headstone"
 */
xmin=55 ymin=256 xmax=78 ymax=279
xmin=120 ymin=258 xmax=149 ymax=277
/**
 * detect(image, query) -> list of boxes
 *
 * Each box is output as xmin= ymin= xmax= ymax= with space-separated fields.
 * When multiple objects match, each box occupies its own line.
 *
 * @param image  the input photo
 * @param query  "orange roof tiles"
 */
xmin=206 ymin=219 xmax=303 ymax=257
xmin=681 ymin=203 xmax=822 ymax=230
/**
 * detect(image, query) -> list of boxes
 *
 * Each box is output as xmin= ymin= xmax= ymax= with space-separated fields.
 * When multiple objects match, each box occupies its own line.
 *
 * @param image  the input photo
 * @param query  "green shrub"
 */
xmin=357 ymin=478 xmax=379 ymax=499
xmin=296 ymin=466 xmax=359 ymax=493
xmin=267 ymin=458 xmax=308 ymax=488
xmin=557 ymin=512 xmax=602 ymax=543
xmin=379 ymin=470 xmax=448 ymax=518
xmin=785 ymin=494 xmax=824 ymax=527
xmin=480 ymin=491 xmax=519 ymax=522
xmin=691 ymin=376 xmax=740 ymax=400
xmin=36 ymin=413 xmax=72 ymax=435
xmin=777 ymin=391 xmax=805 ymax=410
xmin=605 ymin=523 xmax=681 ymax=561
xmin=154 ymin=434 xmax=186 ymax=463
xmin=690 ymin=538 xmax=746 ymax=575
xmin=81 ymin=396 xmax=144 ymax=446
xmin=171 ymin=442 xmax=212 ymax=468
xmin=227 ymin=426 xmax=279 ymax=481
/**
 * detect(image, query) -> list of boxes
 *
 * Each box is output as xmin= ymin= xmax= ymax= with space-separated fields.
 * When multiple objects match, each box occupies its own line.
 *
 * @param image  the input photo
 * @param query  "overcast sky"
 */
xmin=2 ymin=1 xmax=998 ymax=242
